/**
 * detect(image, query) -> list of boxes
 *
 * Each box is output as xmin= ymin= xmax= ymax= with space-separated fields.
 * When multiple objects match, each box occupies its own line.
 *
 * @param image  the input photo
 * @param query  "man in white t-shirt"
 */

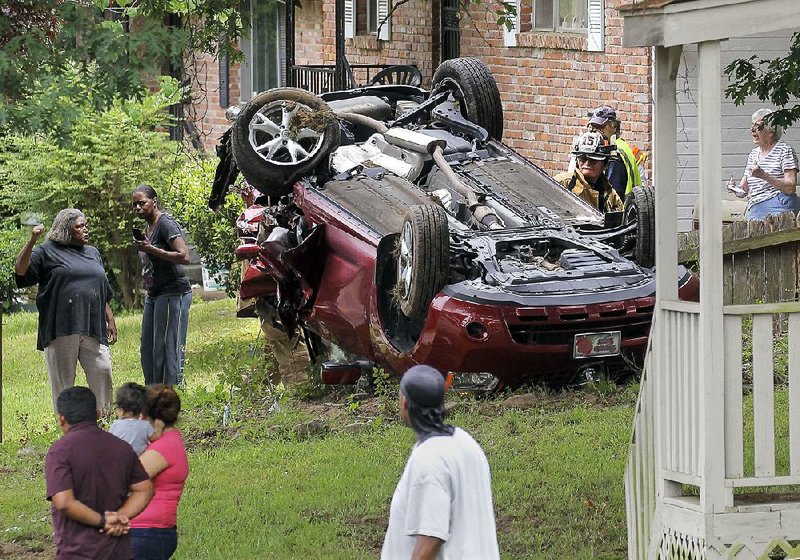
xmin=381 ymin=365 xmax=500 ymax=560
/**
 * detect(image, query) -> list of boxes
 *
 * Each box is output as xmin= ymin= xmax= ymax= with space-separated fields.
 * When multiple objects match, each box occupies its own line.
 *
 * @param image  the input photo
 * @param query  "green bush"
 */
xmin=0 ymin=223 xmax=32 ymax=309
xmin=0 ymin=80 xmax=183 ymax=308
xmin=161 ymin=157 xmax=243 ymax=296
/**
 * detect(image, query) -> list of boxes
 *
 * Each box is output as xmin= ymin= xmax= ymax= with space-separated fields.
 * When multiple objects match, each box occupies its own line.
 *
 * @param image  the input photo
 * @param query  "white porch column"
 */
xmin=653 ymin=45 xmax=681 ymax=303
xmin=652 ymin=45 xmax=683 ymax=509
xmin=696 ymin=39 xmax=726 ymax=513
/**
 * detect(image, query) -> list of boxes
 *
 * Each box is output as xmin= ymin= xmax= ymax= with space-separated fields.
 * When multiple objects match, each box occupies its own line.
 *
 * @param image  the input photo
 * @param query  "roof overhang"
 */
xmin=622 ymin=0 xmax=800 ymax=47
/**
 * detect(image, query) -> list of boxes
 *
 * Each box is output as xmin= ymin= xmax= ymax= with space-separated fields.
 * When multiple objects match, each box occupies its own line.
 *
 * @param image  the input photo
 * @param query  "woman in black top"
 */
xmin=131 ymin=185 xmax=192 ymax=386
xmin=15 ymin=208 xmax=117 ymax=411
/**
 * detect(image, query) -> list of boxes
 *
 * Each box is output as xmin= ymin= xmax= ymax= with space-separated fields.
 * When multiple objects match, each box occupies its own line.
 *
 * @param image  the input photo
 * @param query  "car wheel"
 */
xmin=624 ymin=185 xmax=655 ymax=268
xmin=397 ymin=205 xmax=450 ymax=320
xmin=432 ymin=57 xmax=503 ymax=141
xmin=231 ymin=88 xmax=340 ymax=197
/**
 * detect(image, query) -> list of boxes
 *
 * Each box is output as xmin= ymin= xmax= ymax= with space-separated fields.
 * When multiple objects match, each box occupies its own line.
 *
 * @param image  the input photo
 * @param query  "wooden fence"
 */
xmin=678 ymin=211 xmax=800 ymax=305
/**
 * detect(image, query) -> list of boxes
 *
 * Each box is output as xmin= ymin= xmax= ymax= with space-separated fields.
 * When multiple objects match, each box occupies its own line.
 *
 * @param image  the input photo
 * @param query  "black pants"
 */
xmin=131 ymin=527 xmax=178 ymax=560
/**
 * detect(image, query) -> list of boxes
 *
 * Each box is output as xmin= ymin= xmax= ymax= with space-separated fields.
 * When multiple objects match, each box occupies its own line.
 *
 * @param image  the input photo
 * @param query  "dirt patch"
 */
xmin=343 ymin=513 xmax=387 ymax=554
xmin=0 ymin=540 xmax=55 ymax=559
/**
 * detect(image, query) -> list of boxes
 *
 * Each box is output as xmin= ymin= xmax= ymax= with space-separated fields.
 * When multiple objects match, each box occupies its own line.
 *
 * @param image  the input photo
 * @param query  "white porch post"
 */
xmin=653 ymin=45 xmax=681 ymax=303
xmin=652 ymin=45 xmax=683 ymax=511
xmin=696 ymin=39 xmax=726 ymax=513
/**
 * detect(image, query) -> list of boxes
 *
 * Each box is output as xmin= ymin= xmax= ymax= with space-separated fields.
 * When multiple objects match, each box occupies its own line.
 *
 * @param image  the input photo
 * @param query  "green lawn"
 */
xmin=1 ymin=298 xmax=635 ymax=559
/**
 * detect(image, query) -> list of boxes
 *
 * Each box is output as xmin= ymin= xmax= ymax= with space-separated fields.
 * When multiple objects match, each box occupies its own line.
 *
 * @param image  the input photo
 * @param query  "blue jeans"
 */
xmin=141 ymin=292 xmax=192 ymax=386
xmin=746 ymin=192 xmax=799 ymax=220
xmin=131 ymin=527 xmax=178 ymax=560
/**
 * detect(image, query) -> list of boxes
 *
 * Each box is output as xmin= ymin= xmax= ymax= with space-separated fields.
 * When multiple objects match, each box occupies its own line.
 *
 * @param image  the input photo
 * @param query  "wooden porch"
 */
xmin=621 ymin=0 xmax=800 ymax=558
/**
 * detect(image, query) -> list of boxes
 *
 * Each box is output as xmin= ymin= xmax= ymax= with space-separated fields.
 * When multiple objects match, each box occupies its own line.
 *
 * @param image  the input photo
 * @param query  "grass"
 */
xmin=1 ymin=298 xmax=638 ymax=559
xmin=1 ymin=297 xmax=257 ymax=442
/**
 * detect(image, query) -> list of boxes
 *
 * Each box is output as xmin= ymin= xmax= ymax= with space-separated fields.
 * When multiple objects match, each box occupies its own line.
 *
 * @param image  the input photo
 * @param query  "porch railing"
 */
xmin=289 ymin=63 xmax=407 ymax=94
xmin=624 ymin=327 xmax=657 ymax=560
xmin=625 ymin=300 xmax=800 ymax=557
xmin=290 ymin=65 xmax=337 ymax=94
xmin=722 ymin=302 xmax=800 ymax=493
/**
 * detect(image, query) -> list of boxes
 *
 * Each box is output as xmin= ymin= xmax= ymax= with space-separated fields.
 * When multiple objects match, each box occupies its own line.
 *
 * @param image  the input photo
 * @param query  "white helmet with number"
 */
xmin=571 ymin=131 xmax=616 ymax=160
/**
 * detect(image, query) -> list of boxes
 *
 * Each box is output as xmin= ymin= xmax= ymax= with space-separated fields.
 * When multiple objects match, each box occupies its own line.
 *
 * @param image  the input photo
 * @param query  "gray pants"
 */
xmin=44 ymin=335 xmax=113 ymax=412
xmin=141 ymin=292 xmax=192 ymax=386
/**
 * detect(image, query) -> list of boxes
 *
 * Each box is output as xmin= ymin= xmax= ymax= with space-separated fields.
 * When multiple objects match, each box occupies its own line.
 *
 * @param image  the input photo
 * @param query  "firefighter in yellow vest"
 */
xmin=588 ymin=106 xmax=643 ymax=200
xmin=555 ymin=131 xmax=624 ymax=214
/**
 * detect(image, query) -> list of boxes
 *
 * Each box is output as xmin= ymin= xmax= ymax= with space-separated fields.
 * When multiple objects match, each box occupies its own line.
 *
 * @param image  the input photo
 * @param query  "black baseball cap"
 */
xmin=589 ymin=106 xmax=617 ymax=126
xmin=400 ymin=365 xmax=445 ymax=408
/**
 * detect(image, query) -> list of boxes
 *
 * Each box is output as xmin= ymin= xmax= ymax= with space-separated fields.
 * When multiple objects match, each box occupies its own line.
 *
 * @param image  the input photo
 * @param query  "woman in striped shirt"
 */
xmin=728 ymin=108 xmax=799 ymax=221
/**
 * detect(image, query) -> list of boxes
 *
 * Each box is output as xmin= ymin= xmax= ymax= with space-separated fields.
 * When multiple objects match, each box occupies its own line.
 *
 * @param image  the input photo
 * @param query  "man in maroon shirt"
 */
xmin=45 ymin=386 xmax=153 ymax=560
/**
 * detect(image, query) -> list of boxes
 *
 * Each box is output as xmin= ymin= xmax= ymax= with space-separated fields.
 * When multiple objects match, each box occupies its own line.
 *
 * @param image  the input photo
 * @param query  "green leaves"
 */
xmin=160 ymin=157 xmax=244 ymax=297
xmin=0 ymin=0 xmax=244 ymax=136
xmin=0 ymin=85 xmax=181 ymax=308
xmin=495 ymin=1 xmax=517 ymax=31
xmin=725 ymin=32 xmax=800 ymax=129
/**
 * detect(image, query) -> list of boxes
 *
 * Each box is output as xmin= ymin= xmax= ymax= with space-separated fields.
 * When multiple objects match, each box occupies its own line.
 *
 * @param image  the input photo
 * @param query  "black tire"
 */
xmin=231 ymin=88 xmax=340 ymax=197
xmin=624 ymin=185 xmax=655 ymax=268
xmin=432 ymin=57 xmax=503 ymax=141
xmin=397 ymin=205 xmax=449 ymax=320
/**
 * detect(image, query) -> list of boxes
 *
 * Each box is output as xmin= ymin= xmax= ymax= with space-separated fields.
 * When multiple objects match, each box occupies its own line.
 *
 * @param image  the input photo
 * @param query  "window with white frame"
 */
xmin=240 ymin=0 xmax=286 ymax=101
xmin=505 ymin=0 xmax=604 ymax=51
xmin=345 ymin=0 xmax=391 ymax=40
xmin=366 ymin=0 xmax=378 ymax=34
xmin=534 ymin=0 xmax=588 ymax=31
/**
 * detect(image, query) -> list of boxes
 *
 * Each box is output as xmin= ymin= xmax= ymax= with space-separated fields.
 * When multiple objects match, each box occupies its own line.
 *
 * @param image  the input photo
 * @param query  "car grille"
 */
xmin=505 ymin=302 xmax=654 ymax=346
xmin=508 ymin=318 xmax=651 ymax=345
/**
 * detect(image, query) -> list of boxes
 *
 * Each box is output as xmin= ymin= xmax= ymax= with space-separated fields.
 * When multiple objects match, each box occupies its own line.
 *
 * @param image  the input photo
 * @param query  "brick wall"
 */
xmin=315 ymin=0 xmax=651 ymax=176
xmin=458 ymin=0 xmax=652 ymax=177
xmin=295 ymin=0 xmax=327 ymax=65
xmin=293 ymin=0 xmax=437 ymax=83
xmin=345 ymin=0 xmax=436 ymax=85
xmin=189 ymin=0 xmax=653 ymax=171
xmin=188 ymin=53 xmax=241 ymax=152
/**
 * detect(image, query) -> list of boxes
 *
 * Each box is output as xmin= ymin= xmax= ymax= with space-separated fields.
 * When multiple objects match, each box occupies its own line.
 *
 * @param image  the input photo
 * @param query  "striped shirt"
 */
xmin=745 ymin=141 xmax=798 ymax=208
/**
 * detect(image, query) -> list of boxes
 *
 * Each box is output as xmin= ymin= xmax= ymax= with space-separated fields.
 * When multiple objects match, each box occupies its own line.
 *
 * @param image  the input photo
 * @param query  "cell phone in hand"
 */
xmin=132 ymin=227 xmax=145 ymax=241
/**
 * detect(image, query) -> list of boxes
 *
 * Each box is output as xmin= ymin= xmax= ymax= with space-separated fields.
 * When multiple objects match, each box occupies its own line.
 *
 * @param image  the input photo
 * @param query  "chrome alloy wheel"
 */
xmin=248 ymin=100 xmax=325 ymax=166
xmin=398 ymin=221 xmax=414 ymax=300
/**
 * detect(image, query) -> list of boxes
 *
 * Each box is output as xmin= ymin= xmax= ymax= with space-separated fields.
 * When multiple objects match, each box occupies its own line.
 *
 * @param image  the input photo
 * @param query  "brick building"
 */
xmin=189 ymin=0 xmax=798 ymax=230
xmin=192 ymin=0 xmax=650 ymax=176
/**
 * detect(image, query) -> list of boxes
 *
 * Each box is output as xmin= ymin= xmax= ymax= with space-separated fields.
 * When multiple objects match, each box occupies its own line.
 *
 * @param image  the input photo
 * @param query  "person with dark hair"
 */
xmin=131 ymin=185 xmax=192 ymax=386
xmin=45 ymin=386 xmax=153 ymax=559
xmin=110 ymin=382 xmax=163 ymax=455
xmin=381 ymin=365 xmax=499 ymax=560
xmin=15 ymin=209 xmax=117 ymax=411
xmin=130 ymin=384 xmax=189 ymax=560
xmin=587 ymin=105 xmax=644 ymax=200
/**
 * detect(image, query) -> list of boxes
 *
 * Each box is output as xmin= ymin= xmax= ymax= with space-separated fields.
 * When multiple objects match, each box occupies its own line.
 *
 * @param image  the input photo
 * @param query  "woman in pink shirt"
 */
xmin=131 ymin=384 xmax=189 ymax=559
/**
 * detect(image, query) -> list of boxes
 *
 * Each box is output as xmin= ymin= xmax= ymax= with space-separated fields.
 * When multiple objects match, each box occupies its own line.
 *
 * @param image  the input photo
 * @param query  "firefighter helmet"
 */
xmin=571 ymin=131 xmax=616 ymax=160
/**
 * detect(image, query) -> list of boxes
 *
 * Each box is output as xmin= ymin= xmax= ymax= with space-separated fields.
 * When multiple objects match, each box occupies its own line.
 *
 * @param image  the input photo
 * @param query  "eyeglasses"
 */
xmin=577 ymin=155 xmax=603 ymax=164
xmin=751 ymin=121 xmax=766 ymax=131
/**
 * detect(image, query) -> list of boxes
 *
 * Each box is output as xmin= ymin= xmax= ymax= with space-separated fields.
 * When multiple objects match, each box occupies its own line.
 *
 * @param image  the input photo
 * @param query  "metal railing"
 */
xmin=289 ymin=63 xmax=406 ymax=94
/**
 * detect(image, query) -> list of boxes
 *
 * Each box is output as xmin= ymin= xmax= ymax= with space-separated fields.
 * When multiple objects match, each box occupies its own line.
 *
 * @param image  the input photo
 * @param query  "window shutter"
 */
xmin=344 ymin=0 xmax=355 ymax=38
xmin=587 ymin=0 xmax=604 ymax=52
xmin=240 ymin=0 xmax=254 ymax=101
xmin=377 ymin=0 xmax=391 ymax=41
xmin=503 ymin=0 xmax=519 ymax=47
xmin=278 ymin=3 xmax=287 ymax=86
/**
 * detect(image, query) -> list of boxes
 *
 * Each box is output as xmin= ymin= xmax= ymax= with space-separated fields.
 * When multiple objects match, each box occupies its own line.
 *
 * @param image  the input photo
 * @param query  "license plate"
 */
xmin=573 ymin=331 xmax=621 ymax=359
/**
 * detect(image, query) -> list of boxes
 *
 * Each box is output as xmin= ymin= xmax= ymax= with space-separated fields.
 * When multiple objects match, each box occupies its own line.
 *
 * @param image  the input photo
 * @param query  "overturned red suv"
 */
xmin=210 ymin=57 xmax=697 ymax=391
